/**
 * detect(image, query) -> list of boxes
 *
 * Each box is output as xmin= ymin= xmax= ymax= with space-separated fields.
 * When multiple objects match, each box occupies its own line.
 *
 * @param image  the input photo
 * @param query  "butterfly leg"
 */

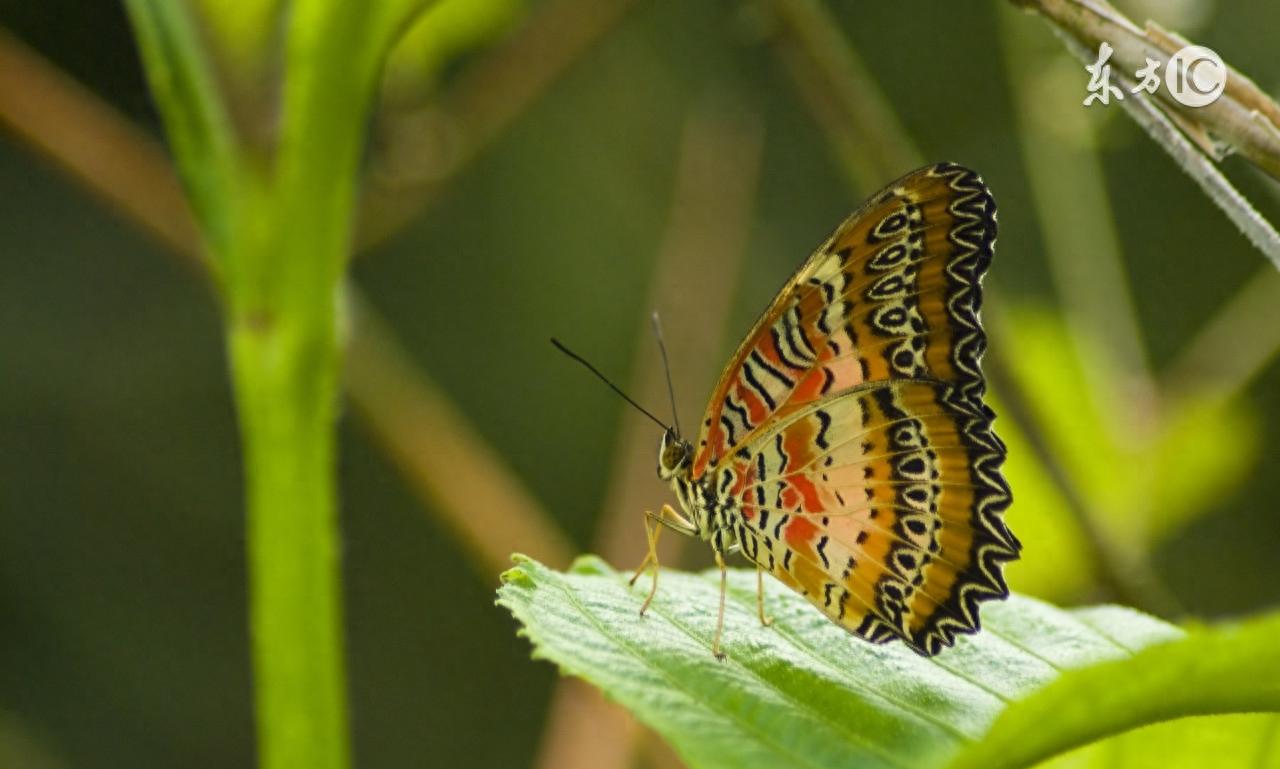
xmin=711 ymin=551 xmax=729 ymax=660
xmin=627 ymin=512 xmax=661 ymax=587
xmin=755 ymin=564 xmax=774 ymax=627
xmin=629 ymin=504 xmax=696 ymax=617
xmin=629 ymin=511 xmax=664 ymax=616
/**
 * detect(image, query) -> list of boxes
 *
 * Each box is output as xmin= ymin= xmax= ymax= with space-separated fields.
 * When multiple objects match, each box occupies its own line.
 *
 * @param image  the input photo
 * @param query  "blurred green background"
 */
xmin=1 ymin=1 xmax=1278 ymax=768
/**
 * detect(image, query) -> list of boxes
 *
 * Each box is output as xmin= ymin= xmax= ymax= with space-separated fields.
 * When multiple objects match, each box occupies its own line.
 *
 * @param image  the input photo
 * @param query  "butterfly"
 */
xmin=630 ymin=162 xmax=1019 ymax=658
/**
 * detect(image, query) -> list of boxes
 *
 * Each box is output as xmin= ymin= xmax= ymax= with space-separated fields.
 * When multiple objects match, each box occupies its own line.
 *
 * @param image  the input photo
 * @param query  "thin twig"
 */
xmin=1103 ymin=57 xmax=1280 ymax=271
xmin=1011 ymin=0 xmax=1280 ymax=269
xmin=1009 ymin=0 xmax=1280 ymax=180
xmin=534 ymin=98 xmax=765 ymax=769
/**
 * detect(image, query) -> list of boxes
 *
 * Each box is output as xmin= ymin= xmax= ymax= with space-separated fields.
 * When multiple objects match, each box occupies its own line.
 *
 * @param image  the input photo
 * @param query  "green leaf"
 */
xmin=383 ymin=0 xmax=525 ymax=102
xmin=1033 ymin=714 xmax=1280 ymax=769
xmin=124 ymin=0 xmax=240 ymax=259
xmin=948 ymin=609 xmax=1280 ymax=769
xmin=497 ymin=556 xmax=1280 ymax=769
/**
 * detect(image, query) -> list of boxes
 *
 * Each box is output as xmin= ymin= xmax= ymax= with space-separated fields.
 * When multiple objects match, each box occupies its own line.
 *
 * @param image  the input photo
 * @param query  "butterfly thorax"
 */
xmin=657 ymin=428 xmax=740 ymax=553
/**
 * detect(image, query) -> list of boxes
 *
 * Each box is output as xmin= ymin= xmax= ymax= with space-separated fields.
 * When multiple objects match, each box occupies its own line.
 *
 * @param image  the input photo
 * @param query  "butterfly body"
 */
xmin=646 ymin=163 xmax=1019 ymax=657
xmin=657 ymin=430 xmax=740 ymax=554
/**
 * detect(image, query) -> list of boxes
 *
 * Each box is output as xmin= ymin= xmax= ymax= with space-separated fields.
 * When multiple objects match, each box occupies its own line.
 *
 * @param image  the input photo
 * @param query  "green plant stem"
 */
xmin=229 ymin=258 xmax=348 ymax=769
xmin=219 ymin=18 xmax=372 ymax=765
xmin=227 ymin=2 xmax=426 ymax=765
xmin=128 ymin=1 xmax=432 ymax=767
xmin=223 ymin=162 xmax=351 ymax=769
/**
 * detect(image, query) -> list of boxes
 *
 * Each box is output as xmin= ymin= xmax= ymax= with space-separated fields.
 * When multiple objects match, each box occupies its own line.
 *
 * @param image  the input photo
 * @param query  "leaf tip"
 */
xmin=499 ymin=562 xmax=535 ymax=588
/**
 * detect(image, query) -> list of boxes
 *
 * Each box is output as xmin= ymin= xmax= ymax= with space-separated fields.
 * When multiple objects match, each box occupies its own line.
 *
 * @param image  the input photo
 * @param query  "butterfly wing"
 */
xmin=690 ymin=162 xmax=996 ymax=478
xmin=695 ymin=162 xmax=1017 ymax=654
xmin=724 ymin=380 xmax=1015 ymax=655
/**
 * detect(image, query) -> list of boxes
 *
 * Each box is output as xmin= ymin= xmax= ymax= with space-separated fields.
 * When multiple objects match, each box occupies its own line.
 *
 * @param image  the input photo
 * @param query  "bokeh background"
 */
xmin=2 ymin=1 xmax=1278 ymax=768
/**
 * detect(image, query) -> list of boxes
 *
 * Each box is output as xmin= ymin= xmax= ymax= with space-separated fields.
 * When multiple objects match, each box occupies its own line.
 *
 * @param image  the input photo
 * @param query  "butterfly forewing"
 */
xmin=695 ymin=162 xmax=1017 ymax=655
xmin=691 ymin=163 xmax=996 ymax=477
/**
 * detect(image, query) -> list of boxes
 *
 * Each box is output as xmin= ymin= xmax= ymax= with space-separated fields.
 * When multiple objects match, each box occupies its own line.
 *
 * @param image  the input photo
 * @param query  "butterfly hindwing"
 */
xmin=724 ymin=380 xmax=1015 ymax=655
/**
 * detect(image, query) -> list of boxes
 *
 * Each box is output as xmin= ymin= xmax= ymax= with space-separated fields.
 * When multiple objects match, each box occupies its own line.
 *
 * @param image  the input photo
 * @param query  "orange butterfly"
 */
xmin=632 ymin=162 xmax=1019 ymax=658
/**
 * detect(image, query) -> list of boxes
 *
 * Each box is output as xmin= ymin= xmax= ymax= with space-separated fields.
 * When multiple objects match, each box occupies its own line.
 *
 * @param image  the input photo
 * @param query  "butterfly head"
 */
xmin=657 ymin=427 xmax=692 ymax=480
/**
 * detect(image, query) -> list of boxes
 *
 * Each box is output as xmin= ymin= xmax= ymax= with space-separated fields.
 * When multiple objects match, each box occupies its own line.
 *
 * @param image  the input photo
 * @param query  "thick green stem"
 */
xmin=125 ymin=2 xmax=438 ymax=767
xmin=223 ymin=5 xmax=423 ymax=766
xmin=231 ymin=308 xmax=348 ymax=769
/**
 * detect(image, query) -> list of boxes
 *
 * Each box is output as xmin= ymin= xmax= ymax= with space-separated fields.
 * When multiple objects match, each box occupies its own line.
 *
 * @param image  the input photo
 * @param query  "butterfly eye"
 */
xmin=657 ymin=430 xmax=690 ymax=478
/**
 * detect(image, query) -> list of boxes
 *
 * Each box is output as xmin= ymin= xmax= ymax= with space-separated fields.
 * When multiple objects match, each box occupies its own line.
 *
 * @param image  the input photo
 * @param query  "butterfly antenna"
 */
xmin=650 ymin=311 xmax=683 ymax=439
xmin=550 ymin=338 xmax=669 ymax=432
